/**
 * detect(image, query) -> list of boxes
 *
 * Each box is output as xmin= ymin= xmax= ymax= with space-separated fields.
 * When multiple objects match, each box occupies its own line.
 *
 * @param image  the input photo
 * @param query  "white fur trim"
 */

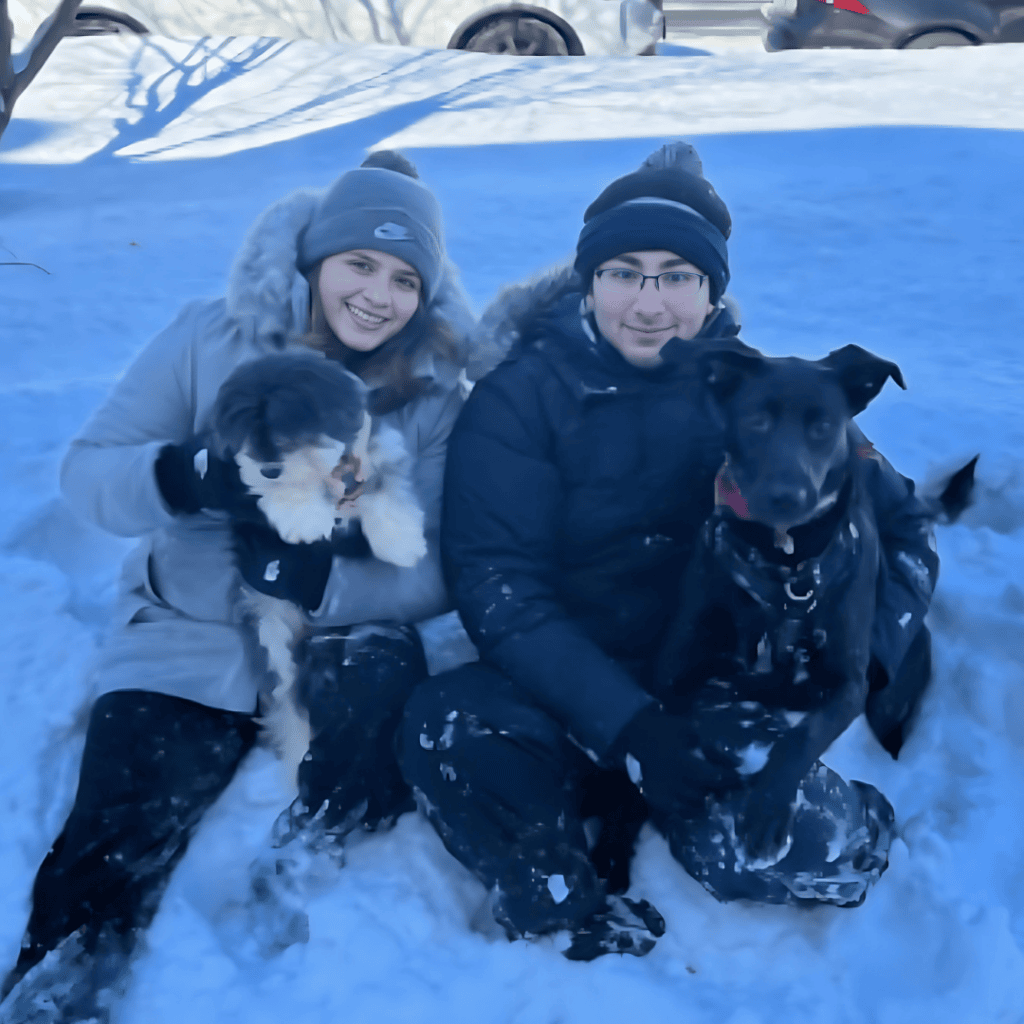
xmin=467 ymin=259 xmax=577 ymax=381
xmin=226 ymin=188 xmax=325 ymax=345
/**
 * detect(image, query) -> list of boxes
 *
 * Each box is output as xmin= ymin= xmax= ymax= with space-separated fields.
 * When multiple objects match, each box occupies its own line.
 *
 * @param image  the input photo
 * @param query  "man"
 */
xmin=400 ymin=143 xmax=936 ymax=959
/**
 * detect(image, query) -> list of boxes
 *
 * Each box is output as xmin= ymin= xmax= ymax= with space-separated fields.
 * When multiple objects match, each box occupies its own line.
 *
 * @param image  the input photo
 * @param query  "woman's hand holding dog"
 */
xmin=155 ymin=435 xmax=264 ymax=522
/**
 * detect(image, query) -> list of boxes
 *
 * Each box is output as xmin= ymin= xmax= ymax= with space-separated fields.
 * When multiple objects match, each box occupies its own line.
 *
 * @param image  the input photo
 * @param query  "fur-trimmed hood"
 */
xmin=224 ymin=187 xmax=478 ymax=378
xmin=464 ymin=260 xmax=743 ymax=382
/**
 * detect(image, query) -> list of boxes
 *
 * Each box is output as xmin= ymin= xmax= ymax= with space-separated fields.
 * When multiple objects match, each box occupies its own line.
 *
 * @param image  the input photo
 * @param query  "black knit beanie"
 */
xmin=574 ymin=142 xmax=731 ymax=303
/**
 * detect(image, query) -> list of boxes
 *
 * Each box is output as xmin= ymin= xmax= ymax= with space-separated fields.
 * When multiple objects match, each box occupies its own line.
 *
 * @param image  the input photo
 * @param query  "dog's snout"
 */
xmin=260 ymin=466 xmax=283 ymax=479
xmin=768 ymin=483 xmax=808 ymax=516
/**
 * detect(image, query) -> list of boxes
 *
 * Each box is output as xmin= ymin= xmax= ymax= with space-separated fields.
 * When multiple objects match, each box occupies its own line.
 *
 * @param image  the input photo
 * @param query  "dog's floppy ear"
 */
xmin=821 ymin=344 xmax=906 ymax=416
xmin=698 ymin=346 xmax=766 ymax=405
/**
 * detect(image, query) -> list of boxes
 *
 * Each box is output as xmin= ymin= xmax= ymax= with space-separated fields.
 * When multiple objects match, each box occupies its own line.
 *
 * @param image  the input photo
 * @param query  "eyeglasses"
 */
xmin=593 ymin=268 xmax=708 ymax=294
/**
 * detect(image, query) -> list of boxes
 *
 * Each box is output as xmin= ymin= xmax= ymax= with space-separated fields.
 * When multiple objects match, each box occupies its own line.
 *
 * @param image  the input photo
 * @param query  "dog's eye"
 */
xmin=259 ymin=466 xmax=283 ymax=479
xmin=808 ymin=421 xmax=833 ymax=441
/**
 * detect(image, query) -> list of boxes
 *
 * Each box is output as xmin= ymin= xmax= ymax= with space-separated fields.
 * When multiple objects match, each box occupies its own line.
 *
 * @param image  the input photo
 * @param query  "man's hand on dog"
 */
xmin=615 ymin=704 xmax=741 ymax=817
xmin=734 ymin=766 xmax=802 ymax=866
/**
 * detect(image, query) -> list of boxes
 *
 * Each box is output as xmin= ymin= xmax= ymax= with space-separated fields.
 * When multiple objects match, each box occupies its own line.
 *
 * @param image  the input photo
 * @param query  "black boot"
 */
xmin=0 ymin=928 xmax=130 ymax=1024
xmin=562 ymin=896 xmax=666 ymax=962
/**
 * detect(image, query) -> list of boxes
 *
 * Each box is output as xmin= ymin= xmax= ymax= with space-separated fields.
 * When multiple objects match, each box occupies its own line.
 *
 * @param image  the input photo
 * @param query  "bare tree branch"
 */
xmin=318 ymin=0 xmax=356 ymax=43
xmin=1 ymin=0 xmax=83 ymax=139
xmin=1 ymin=261 xmax=51 ymax=272
xmin=351 ymin=0 xmax=387 ymax=45
xmin=1 ymin=0 xmax=17 ymax=103
xmin=383 ymin=0 xmax=411 ymax=46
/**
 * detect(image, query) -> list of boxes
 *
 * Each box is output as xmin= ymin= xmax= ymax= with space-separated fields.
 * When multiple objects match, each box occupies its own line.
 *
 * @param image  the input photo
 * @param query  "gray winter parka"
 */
xmin=61 ymin=189 xmax=476 ymax=714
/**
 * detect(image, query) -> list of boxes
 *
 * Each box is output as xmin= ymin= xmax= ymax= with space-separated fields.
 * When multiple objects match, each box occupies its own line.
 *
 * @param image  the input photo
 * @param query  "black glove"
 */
xmin=231 ymin=520 xmax=334 ymax=613
xmin=155 ymin=436 xmax=263 ymax=520
xmin=330 ymin=519 xmax=373 ymax=560
xmin=733 ymin=767 xmax=800 ymax=865
xmin=612 ymin=704 xmax=739 ymax=817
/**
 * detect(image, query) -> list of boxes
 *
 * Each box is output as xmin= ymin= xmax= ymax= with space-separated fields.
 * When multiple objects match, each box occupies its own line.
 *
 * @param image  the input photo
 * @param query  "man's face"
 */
xmin=589 ymin=250 xmax=715 ymax=369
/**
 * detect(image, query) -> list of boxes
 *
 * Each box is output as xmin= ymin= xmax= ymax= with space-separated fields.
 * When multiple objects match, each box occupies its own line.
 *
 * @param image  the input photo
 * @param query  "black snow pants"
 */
xmin=4 ymin=623 xmax=427 ymax=998
xmin=3 ymin=690 xmax=258 ymax=997
xmin=401 ymin=662 xmax=898 ymax=939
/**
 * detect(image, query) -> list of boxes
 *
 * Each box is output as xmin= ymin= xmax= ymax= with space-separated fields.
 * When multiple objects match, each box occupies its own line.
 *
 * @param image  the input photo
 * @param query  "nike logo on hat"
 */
xmin=374 ymin=222 xmax=413 ymax=240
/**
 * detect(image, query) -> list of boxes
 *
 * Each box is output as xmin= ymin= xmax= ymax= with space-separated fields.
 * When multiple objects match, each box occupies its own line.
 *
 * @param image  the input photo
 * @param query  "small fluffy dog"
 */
xmin=212 ymin=353 xmax=427 ymax=779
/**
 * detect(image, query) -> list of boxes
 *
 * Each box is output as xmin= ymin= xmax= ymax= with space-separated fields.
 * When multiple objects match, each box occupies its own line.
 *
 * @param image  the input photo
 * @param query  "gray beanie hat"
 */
xmin=298 ymin=164 xmax=445 ymax=302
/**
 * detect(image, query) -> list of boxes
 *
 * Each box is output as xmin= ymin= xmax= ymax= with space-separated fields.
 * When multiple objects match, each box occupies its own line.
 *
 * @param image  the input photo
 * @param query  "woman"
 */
xmin=0 ymin=151 xmax=475 ymax=1020
xmin=401 ymin=142 xmax=938 ymax=960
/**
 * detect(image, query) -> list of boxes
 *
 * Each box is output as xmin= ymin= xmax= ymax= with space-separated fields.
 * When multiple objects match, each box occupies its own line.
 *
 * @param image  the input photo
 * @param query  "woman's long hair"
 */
xmin=293 ymin=259 xmax=459 ymax=415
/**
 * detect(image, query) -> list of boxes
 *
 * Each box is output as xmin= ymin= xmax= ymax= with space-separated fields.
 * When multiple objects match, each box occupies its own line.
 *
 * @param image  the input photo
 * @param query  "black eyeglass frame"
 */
xmin=593 ymin=268 xmax=709 ymax=292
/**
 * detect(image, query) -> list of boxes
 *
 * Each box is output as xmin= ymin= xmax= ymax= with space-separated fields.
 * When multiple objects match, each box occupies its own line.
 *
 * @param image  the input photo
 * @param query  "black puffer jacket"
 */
xmin=443 ymin=279 xmax=936 ymax=757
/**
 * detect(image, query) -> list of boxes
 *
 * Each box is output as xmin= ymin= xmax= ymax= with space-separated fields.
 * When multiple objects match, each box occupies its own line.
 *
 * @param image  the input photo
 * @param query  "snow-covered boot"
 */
xmin=0 ymin=930 xmax=128 ymax=1024
xmin=245 ymin=796 xmax=366 ymax=958
xmin=562 ymin=895 xmax=666 ymax=962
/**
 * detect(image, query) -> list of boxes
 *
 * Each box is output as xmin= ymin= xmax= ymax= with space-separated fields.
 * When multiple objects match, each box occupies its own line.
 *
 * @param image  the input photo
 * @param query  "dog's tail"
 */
xmin=933 ymin=455 xmax=980 ymax=525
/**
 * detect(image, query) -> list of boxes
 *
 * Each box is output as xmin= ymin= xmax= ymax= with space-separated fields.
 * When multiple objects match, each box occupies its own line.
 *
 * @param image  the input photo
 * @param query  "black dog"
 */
xmin=656 ymin=343 xmax=976 ymax=863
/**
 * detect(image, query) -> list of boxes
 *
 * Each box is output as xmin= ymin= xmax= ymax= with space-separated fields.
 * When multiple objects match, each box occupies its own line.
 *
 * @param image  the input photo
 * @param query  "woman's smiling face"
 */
xmin=589 ymin=249 xmax=715 ymax=368
xmin=318 ymin=249 xmax=422 ymax=352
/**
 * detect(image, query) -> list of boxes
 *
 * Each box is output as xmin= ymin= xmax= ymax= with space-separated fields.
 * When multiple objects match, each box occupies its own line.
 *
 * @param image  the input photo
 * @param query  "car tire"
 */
xmin=71 ymin=6 xmax=149 ymax=34
xmin=448 ymin=5 xmax=585 ymax=55
xmin=762 ymin=24 xmax=795 ymax=51
xmin=900 ymin=30 xmax=974 ymax=48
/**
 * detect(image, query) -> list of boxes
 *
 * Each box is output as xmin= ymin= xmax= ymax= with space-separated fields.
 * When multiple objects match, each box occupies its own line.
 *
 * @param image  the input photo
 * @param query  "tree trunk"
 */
xmin=0 ymin=0 xmax=85 ymax=144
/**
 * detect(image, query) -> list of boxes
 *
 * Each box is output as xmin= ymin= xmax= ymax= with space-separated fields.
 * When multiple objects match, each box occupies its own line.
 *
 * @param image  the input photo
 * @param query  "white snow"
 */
xmin=734 ymin=741 xmax=773 ymax=776
xmin=547 ymin=874 xmax=571 ymax=904
xmin=2 ymin=31 xmax=1024 ymax=1024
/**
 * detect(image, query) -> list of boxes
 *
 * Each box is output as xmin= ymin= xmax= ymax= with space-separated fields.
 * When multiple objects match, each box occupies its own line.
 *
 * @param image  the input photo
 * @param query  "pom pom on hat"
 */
xmin=583 ymin=142 xmax=731 ymax=239
xmin=360 ymin=149 xmax=420 ymax=178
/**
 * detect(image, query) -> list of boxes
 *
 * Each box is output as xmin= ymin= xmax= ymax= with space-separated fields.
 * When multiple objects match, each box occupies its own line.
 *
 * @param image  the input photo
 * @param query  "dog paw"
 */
xmin=258 ymin=497 xmax=336 ymax=544
xmin=359 ymin=494 xmax=427 ymax=567
xmin=371 ymin=527 xmax=428 ymax=568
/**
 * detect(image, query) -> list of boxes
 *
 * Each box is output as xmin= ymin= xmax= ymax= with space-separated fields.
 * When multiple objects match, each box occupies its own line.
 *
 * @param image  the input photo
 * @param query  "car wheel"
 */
xmin=448 ymin=6 xmax=585 ymax=55
xmin=71 ymin=6 xmax=149 ymax=34
xmin=900 ymin=30 xmax=973 ymax=48
xmin=461 ymin=14 xmax=570 ymax=54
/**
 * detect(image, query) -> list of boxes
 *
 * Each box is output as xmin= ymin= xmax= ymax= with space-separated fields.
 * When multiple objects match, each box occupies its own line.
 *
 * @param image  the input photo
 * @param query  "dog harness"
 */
xmin=705 ymin=506 xmax=865 ymax=682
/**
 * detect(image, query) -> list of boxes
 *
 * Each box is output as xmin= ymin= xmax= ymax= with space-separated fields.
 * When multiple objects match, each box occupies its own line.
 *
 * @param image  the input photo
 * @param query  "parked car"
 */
xmin=661 ymin=0 xmax=765 ymax=37
xmin=762 ymin=0 xmax=1024 ymax=49
xmin=9 ymin=0 xmax=662 ymax=54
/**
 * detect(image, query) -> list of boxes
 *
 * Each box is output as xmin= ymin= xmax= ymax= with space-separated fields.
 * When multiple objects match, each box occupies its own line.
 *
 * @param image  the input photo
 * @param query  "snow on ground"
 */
xmin=2 ymin=35 xmax=1024 ymax=1024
